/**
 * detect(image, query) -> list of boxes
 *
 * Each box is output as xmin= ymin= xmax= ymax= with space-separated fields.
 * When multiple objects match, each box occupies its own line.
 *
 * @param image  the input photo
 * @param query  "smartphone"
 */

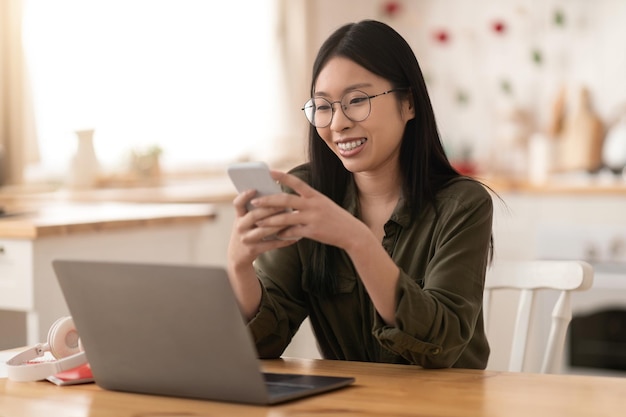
xmin=227 ymin=162 xmax=298 ymax=241
xmin=227 ymin=161 xmax=285 ymax=212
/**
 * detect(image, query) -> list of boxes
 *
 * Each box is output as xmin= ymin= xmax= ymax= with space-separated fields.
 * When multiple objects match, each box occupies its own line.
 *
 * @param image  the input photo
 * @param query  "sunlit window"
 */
xmin=22 ymin=0 xmax=281 ymax=178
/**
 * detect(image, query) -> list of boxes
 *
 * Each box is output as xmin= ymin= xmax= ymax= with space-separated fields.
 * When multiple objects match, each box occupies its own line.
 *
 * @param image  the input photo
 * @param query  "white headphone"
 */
xmin=6 ymin=316 xmax=87 ymax=382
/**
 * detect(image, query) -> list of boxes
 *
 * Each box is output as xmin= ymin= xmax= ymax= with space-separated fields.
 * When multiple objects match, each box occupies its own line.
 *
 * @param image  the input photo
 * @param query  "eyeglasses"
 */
xmin=301 ymin=88 xmax=407 ymax=128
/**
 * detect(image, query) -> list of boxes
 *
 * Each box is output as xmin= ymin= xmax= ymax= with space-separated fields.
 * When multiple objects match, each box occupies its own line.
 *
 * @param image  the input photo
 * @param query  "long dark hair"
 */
xmin=304 ymin=20 xmax=468 ymax=295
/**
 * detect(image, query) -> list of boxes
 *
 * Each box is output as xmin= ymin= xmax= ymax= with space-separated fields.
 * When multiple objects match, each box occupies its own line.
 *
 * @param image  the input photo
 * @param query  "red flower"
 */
xmin=433 ymin=29 xmax=450 ymax=44
xmin=382 ymin=1 xmax=402 ymax=17
xmin=492 ymin=20 xmax=506 ymax=34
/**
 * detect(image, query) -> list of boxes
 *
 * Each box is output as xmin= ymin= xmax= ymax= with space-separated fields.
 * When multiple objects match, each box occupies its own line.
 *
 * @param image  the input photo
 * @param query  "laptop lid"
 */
xmin=52 ymin=260 xmax=354 ymax=405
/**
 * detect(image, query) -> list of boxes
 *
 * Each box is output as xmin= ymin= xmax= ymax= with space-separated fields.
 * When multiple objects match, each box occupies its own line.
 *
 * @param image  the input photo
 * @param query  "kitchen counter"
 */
xmin=482 ymin=175 xmax=626 ymax=195
xmin=3 ymin=173 xmax=626 ymax=210
xmin=0 ymin=201 xmax=216 ymax=239
xmin=0 ymin=176 xmax=237 ymax=205
xmin=0 ymin=200 xmax=217 ymax=347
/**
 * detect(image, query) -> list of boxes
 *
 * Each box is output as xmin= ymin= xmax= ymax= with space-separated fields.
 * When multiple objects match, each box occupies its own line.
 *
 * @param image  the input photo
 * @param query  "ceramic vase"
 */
xmin=68 ymin=129 xmax=100 ymax=188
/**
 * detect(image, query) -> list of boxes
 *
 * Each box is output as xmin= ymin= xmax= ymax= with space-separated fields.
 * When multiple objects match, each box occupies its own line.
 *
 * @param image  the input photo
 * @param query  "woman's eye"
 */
xmin=349 ymin=96 xmax=368 ymax=105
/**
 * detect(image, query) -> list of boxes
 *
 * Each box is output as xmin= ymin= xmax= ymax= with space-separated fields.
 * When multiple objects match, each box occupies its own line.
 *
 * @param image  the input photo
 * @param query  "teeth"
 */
xmin=337 ymin=139 xmax=366 ymax=151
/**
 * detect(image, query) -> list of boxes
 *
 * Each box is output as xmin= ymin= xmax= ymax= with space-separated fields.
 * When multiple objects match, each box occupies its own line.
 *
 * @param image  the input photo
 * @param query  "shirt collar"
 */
xmin=343 ymin=176 xmax=412 ymax=228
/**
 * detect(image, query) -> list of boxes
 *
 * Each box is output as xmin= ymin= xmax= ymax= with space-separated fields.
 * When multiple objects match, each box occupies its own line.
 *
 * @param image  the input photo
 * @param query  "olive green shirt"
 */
xmin=248 ymin=165 xmax=493 ymax=369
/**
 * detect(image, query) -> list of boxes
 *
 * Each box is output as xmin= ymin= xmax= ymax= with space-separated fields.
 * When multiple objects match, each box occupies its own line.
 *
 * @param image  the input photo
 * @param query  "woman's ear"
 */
xmin=402 ymin=94 xmax=416 ymax=122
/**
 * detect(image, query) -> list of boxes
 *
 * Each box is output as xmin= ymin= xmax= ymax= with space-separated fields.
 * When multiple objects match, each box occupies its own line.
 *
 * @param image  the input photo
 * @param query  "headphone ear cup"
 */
xmin=47 ymin=316 xmax=81 ymax=359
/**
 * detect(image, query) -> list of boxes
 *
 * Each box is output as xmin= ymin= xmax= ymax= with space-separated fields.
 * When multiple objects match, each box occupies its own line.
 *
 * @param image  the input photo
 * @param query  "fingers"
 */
xmin=273 ymin=226 xmax=302 ymax=242
xmin=245 ymin=225 xmax=293 ymax=244
xmin=233 ymin=190 xmax=297 ymax=241
xmin=234 ymin=189 xmax=287 ymax=219
xmin=235 ymin=220 xmax=298 ymax=252
xmin=270 ymin=171 xmax=315 ymax=198
xmin=229 ymin=220 xmax=294 ymax=268
xmin=232 ymin=170 xmax=312 ymax=244
xmin=229 ymin=171 xmax=302 ymax=274
xmin=233 ymin=189 xmax=256 ymax=217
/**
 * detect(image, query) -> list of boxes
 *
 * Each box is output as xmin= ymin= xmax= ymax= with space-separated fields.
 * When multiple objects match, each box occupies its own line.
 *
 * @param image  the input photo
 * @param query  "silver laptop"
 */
xmin=52 ymin=260 xmax=354 ymax=405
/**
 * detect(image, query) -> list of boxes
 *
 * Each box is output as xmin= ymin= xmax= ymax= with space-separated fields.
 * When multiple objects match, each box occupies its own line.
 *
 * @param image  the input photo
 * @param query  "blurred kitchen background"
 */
xmin=1 ymin=1 xmax=625 ymax=376
xmin=1 ymin=0 xmax=625 ymax=187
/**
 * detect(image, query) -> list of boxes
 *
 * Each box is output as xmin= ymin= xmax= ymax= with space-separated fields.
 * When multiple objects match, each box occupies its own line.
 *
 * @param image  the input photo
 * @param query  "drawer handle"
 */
xmin=0 ymin=246 xmax=4 ymax=254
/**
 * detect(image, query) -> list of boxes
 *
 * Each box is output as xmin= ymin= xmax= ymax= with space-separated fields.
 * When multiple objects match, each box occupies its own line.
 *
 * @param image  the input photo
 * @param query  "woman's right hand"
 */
xmin=226 ymin=188 xmax=297 ymax=319
xmin=228 ymin=189 xmax=298 ymax=266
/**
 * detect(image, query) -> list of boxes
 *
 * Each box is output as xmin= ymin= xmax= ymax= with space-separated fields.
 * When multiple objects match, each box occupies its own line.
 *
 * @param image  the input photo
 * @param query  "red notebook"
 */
xmin=46 ymin=363 xmax=94 ymax=386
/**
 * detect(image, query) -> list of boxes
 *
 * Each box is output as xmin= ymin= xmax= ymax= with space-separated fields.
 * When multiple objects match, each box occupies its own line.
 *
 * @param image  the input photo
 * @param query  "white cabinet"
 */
xmin=0 ymin=240 xmax=34 ymax=311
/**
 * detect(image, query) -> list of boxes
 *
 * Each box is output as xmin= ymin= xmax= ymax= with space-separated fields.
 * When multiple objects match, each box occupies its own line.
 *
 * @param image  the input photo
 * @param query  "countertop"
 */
xmin=0 ymin=202 xmax=216 ymax=239
xmin=0 ymin=176 xmax=238 ymax=205
xmin=1 ymin=172 xmax=625 ymax=240
xmin=482 ymin=177 xmax=626 ymax=195
xmin=2 ymin=173 xmax=625 ymax=205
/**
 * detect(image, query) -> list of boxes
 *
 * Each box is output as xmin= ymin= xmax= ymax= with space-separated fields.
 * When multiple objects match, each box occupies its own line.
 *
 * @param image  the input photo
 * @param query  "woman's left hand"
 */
xmin=251 ymin=171 xmax=368 ymax=251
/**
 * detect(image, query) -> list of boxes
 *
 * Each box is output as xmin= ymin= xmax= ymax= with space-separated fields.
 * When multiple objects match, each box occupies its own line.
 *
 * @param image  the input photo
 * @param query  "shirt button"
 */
xmin=431 ymin=348 xmax=441 ymax=356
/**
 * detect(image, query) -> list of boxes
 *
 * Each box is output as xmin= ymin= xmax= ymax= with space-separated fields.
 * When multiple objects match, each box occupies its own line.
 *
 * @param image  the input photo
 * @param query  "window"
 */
xmin=22 ymin=0 xmax=282 ymax=179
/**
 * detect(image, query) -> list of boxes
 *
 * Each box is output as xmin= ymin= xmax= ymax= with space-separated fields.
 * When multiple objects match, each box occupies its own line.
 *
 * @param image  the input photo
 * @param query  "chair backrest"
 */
xmin=483 ymin=260 xmax=594 ymax=374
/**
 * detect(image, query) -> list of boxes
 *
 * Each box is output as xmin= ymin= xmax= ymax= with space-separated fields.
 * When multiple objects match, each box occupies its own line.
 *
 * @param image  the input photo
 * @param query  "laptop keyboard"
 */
xmin=263 ymin=373 xmax=316 ymax=397
xmin=266 ymin=381 xmax=312 ymax=396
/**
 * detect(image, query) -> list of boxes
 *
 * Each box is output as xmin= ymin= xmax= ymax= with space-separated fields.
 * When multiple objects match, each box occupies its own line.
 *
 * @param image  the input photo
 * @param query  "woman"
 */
xmin=227 ymin=20 xmax=493 ymax=369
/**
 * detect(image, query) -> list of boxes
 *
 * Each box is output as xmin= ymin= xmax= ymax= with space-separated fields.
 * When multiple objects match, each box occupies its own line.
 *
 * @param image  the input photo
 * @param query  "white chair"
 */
xmin=483 ymin=260 xmax=594 ymax=374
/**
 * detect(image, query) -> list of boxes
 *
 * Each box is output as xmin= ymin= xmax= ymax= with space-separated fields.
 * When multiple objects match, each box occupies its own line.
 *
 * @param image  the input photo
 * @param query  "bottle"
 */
xmin=602 ymin=114 xmax=626 ymax=176
xmin=528 ymin=132 xmax=552 ymax=185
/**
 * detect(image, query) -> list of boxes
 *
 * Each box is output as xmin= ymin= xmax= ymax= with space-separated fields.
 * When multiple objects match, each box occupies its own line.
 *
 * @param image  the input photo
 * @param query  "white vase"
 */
xmin=68 ymin=129 xmax=100 ymax=189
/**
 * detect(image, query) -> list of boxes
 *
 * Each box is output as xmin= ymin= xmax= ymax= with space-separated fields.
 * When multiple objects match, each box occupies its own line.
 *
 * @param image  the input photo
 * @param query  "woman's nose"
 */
xmin=329 ymin=104 xmax=353 ymax=131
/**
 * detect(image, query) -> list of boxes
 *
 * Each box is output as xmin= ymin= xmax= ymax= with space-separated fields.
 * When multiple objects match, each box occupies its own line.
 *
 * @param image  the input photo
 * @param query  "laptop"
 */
xmin=52 ymin=259 xmax=355 ymax=405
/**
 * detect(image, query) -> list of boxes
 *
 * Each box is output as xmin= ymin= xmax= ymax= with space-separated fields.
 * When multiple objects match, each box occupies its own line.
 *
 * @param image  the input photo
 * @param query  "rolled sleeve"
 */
xmin=372 ymin=183 xmax=492 ymax=368
xmin=246 ymin=285 xmax=290 ymax=358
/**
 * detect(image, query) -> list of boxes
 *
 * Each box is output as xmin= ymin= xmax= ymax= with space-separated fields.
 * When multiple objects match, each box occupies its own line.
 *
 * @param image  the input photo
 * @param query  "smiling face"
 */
xmin=313 ymin=56 xmax=415 ymax=176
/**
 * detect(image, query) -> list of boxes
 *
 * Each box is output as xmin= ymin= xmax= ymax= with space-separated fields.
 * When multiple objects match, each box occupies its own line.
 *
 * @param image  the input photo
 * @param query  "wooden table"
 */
xmin=1 ymin=357 xmax=624 ymax=416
